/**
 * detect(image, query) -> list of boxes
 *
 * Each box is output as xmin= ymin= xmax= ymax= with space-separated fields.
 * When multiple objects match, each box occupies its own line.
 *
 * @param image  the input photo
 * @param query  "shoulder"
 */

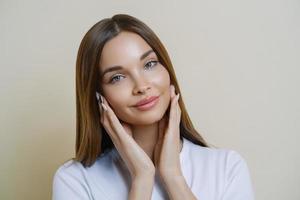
xmin=52 ymin=160 xmax=93 ymax=199
xmin=182 ymin=137 xmax=248 ymax=169
xmin=52 ymin=159 xmax=91 ymax=195
xmin=52 ymin=150 xmax=117 ymax=200
xmin=53 ymin=149 xmax=116 ymax=182
xmin=53 ymin=159 xmax=85 ymax=181
xmin=181 ymin=138 xmax=255 ymax=199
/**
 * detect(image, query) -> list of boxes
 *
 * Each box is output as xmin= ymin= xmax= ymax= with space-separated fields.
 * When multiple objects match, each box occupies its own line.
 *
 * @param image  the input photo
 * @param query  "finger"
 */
xmin=96 ymin=92 xmax=105 ymax=123
xmin=96 ymin=94 xmax=111 ymax=129
xmin=168 ymin=93 xmax=180 ymax=130
xmin=96 ymin=94 xmax=122 ymax=144
xmin=101 ymin=95 xmax=133 ymax=142
xmin=174 ymin=94 xmax=181 ymax=133
xmin=120 ymin=120 xmax=133 ymax=137
xmin=176 ymin=94 xmax=181 ymax=125
xmin=170 ymin=85 xmax=179 ymax=125
xmin=177 ymin=106 xmax=181 ymax=125
xmin=101 ymin=96 xmax=121 ymax=134
xmin=158 ymin=114 xmax=167 ymax=140
xmin=154 ymin=115 xmax=167 ymax=165
xmin=170 ymin=84 xmax=176 ymax=98
xmin=167 ymin=84 xmax=177 ymax=124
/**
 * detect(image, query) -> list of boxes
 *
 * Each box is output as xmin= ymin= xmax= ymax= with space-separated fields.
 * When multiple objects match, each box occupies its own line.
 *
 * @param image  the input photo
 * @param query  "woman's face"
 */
xmin=99 ymin=31 xmax=171 ymax=125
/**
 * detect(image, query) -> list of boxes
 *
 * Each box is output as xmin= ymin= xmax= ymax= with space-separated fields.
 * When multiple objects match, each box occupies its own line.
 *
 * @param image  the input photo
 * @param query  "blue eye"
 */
xmin=109 ymin=74 xmax=124 ymax=84
xmin=109 ymin=61 xmax=158 ymax=84
xmin=145 ymin=61 xmax=158 ymax=69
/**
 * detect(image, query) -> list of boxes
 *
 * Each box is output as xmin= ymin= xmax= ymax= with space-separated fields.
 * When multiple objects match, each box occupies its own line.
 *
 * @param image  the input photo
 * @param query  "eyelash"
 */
xmin=109 ymin=60 xmax=158 ymax=84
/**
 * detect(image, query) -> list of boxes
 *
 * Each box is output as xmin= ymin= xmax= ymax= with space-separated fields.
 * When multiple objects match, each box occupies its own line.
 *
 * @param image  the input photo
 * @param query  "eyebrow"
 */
xmin=101 ymin=49 xmax=155 ymax=78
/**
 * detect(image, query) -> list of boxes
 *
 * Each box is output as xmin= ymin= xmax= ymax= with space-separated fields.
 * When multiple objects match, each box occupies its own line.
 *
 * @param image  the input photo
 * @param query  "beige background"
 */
xmin=1 ymin=0 xmax=299 ymax=199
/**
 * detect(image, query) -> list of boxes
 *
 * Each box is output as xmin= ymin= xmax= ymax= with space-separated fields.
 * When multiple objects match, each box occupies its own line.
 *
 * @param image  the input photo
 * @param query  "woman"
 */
xmin=52 ymin=14 xmax=255 ymax=200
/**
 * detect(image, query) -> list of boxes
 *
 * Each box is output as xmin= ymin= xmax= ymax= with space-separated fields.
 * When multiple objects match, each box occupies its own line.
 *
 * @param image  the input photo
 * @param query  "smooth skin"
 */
xmin=98 ymin=31 xmax=197 ymax=200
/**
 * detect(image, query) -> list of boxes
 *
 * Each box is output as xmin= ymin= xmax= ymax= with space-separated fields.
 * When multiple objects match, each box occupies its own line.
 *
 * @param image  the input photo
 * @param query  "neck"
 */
xmin=132 ymin=123 xmax=158 ymax=161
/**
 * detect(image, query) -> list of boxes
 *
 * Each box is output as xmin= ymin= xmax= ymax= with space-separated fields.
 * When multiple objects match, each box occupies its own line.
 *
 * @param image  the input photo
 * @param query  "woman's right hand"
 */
xmin=96 ymin=93 xmax=155 ymax=180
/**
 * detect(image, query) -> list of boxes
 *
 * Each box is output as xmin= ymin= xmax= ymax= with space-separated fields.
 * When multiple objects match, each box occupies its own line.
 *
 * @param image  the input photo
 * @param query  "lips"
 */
xmin=134 ymin=96 xmax=159 ymax=107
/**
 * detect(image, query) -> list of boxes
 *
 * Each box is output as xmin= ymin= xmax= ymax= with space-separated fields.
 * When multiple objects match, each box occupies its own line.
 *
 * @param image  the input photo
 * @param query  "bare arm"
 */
xmin=162 ymin=174 xmax=197 ymax=200
xmin=98 ymin=94 xmax=157 ymax=199
xmin=128 ymin=174 xmax=155 ymax=200
xmin=154 ymin=86 xmax=197 ymax=199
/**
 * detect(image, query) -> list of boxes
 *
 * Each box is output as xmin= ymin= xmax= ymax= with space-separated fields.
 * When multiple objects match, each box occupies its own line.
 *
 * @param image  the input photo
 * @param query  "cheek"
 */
xmin=101 ymin=85 xmax=131 ymax=111
xmin=150 ymin=66 xmax=172 ymax=113
xmin=101 ymin=86 xmax=134 ymax=123
xmin=150 ymin=66 xmax=171 ymax=91
xmin=101 ymin=66 xmax=172 ymax=124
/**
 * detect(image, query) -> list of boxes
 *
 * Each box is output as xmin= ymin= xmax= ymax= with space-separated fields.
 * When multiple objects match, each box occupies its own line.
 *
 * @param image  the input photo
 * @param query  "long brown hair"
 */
xmin=75 ymin=14 xmax=209 ymax=167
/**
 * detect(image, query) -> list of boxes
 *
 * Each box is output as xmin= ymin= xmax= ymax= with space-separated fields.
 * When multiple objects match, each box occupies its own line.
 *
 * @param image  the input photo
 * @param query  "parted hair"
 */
xmin=75 ymin=14 xmax=209 ymax=167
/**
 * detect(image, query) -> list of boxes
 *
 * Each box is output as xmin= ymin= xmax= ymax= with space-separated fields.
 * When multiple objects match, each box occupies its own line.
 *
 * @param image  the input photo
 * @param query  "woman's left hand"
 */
xmin=153 ymin=84 xmax=182 ymax=179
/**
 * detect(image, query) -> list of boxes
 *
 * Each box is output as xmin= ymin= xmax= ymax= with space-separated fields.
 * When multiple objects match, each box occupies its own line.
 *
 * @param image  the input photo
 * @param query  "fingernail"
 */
xmin=96 ymin=92 xmax=100 ymax=102
xmin=177 ymin=93 xmax=180 ymax=101
xmin=101 ymin=103 xmax=108 ymax=111
xmin=100 ymin=95 xmax=104 ymax=103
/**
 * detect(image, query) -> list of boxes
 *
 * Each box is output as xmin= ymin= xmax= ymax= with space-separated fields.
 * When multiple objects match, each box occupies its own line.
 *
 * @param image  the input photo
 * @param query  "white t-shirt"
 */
xmin=52 ymin=137 xmax=255 ymax=200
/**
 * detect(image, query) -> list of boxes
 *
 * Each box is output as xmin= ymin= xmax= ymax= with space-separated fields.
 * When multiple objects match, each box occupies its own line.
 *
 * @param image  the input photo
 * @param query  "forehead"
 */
xmin=99 ymin=31 xmax=153 ymax=70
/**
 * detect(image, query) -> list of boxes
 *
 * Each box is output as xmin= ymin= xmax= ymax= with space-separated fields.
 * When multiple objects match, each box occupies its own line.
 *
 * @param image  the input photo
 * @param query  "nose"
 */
xmin=132 ymin=76 xmax=151 ymax=95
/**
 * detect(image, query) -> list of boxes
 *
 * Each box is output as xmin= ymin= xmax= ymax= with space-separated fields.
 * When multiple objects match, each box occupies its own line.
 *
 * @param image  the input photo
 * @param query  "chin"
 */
xmin=123 ymin=110 xmax=164 ymax=125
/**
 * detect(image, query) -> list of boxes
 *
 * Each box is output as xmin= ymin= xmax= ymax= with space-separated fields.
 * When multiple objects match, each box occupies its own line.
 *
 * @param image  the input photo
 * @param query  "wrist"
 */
xmin=160 ymin=168 xmax=182 ymax=180
xmin=131 ymin=174 xmax=155 ymax=193
xmin=160 ymin=171 xmax=185 ymax=187
xmin=129 ymin=174 xmax=155 ymax=200
xmin=132 ymin=172 xmax=155 ymax=184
